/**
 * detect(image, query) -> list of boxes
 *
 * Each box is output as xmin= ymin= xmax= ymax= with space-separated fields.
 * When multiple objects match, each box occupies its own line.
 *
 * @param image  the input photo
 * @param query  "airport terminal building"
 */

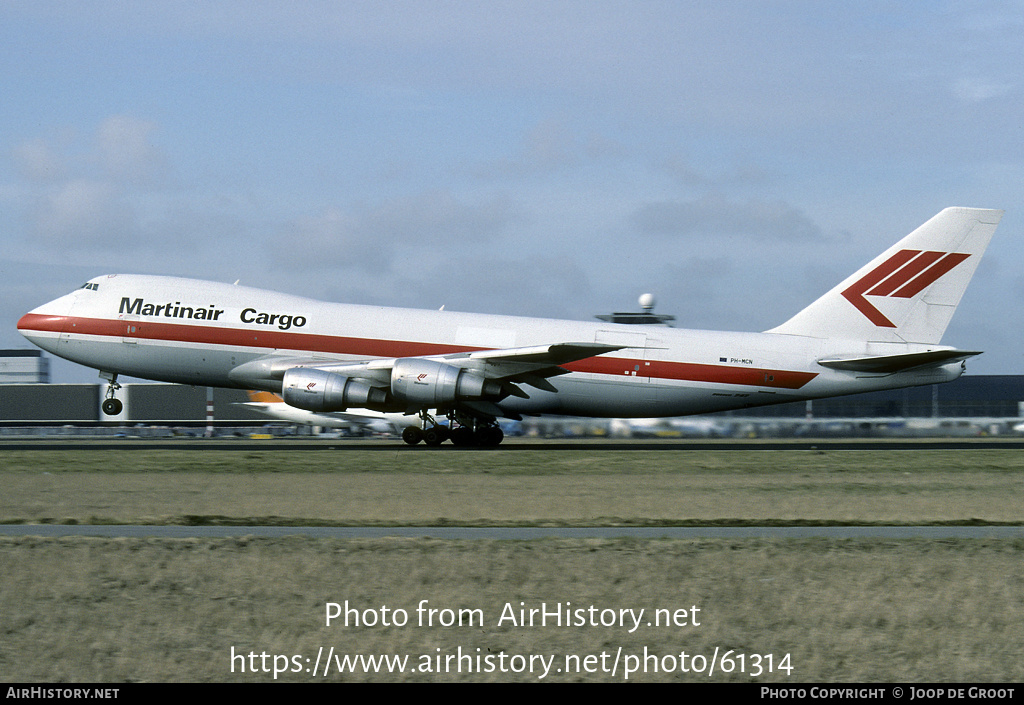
xmin=722 ymin=374 xmax=1024 ymax=420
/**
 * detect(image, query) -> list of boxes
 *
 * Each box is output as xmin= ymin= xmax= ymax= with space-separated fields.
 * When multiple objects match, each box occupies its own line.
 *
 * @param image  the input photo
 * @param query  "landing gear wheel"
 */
xmin=424 ymin=426 xmax=449 ymax=447
xmin=402 ymin=426 xmax=423 ymax=445
xmin=449 ymin=426 xmax=475 ymax=447
xmin=101 ymin=398 xmax=123 ymax=416
xmin=477 ymin=426 xmax=504 ymax=447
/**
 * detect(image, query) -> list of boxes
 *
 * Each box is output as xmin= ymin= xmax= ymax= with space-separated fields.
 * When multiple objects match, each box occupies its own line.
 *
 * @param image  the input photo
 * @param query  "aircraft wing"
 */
xmin=463 ymin=342 xmax=625 ymax=365
xmin=228 ymin=342 xmax=625 ymax=399
xmin=456 ymin=342 xmax=626 ymax=391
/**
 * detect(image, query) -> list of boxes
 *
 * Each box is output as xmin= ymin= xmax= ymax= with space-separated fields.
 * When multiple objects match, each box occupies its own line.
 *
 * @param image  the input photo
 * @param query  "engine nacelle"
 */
xmin=281 ymin=367 xmax=388 ymax=412
xmin=390 ymin=358 xmax=503 ymax=406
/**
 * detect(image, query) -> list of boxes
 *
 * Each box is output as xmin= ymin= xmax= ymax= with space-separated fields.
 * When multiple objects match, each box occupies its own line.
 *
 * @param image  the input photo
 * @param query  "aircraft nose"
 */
xmin=17 ymin=294 xmax=76 ymax=352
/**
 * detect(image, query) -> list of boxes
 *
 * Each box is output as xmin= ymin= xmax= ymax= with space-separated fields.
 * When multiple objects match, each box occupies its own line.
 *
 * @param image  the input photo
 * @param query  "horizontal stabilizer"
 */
xmin=817 ymin=349 xmax=981 ymax=373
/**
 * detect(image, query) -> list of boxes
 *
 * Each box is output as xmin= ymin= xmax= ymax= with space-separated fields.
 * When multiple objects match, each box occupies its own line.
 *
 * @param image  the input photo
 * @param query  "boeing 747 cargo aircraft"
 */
xmin=18 ymin=207 xmax=1003 ymax=446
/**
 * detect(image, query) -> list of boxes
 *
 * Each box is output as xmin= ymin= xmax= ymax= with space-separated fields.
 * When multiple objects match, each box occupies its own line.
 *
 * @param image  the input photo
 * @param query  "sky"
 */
xmin=2 ymin=1 xmax=1022 ymax=383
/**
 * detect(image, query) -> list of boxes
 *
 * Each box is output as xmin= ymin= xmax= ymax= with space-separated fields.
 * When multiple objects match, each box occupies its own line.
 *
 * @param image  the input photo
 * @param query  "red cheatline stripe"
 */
xmin=18 ymin=313 xmax=817 ymax=390
xmin=16 ymin=313 xmax=69 ymax=333
xmin=891 ymin=252 xmax=970 ymax=298
xmin=562 ymin=356 xmax=815 ymax=389
xmin=866 ymin=250 xmax=944 ymax=296
xmin=18 ymin=312 xmax=469 ymax=358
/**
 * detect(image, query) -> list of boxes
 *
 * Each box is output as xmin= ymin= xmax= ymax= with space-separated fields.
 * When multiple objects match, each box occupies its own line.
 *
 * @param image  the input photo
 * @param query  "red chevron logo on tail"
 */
xmin=841 ymin=249 xmax=971 ymax=327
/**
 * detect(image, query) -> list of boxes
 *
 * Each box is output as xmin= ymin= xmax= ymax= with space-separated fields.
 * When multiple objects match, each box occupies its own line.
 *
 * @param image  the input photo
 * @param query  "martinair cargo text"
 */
xmin=18 ymin=207 xmax=1003 ymax=446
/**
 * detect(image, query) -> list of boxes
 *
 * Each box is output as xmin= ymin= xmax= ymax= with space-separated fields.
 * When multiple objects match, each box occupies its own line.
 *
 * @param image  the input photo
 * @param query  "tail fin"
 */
xmin=767 ymin=207 xmax=1003 ymax=344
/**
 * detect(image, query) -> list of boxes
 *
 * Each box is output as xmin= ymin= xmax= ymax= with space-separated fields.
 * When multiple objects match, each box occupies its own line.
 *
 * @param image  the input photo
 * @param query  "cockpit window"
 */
xmin=79 ymin=282 xmax=99 ymax=291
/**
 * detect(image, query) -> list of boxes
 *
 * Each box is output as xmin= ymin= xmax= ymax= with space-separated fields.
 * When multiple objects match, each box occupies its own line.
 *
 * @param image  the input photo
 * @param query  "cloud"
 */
xmin=278 ymin=207 xmax=391 ymax=274
xmin=952 ymin=78 xmax=1013 ymax=103
xmin=94 ymin=115 xmax=168 ymax=184
xmin=12 ymin=138 xmax=67 ymax=182
xmin=12 ymin=115 xmax=167 ymax=186
xmin=424 ymin=254 xmax=593 ymax=318
xmin=629 ymin=194 xmax=823 ymax=241
xmin=361 ymin=191 xmax=520 ymax=243
xmin=654 ymin=153 xmax=770 ymax=189
xmin=13 ymin=116 xmax=171 ymax=253
xmin=273 ymin=191 xmax=523 ymax=274
xmin=475 ymin=120 xmax=626 ymax=179
xmin=31 ymin=179 xmax=138 ymax=249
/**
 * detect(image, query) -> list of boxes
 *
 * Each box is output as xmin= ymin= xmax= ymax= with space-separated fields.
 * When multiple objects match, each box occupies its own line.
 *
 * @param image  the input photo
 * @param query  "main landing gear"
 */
xmin=100 ymin=372 xmax=123 ymax=416
xmin=401 ymin=410 xmax=505 ymax=447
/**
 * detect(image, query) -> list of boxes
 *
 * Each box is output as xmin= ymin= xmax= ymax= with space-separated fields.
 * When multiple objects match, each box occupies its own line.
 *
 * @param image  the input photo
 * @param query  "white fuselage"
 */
xmin=18 ymin=274 xmax=963 ymax=419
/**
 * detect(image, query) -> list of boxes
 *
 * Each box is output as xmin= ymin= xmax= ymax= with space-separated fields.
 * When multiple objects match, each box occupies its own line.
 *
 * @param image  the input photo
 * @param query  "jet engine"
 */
xmin=282 ymin=367 xmax=388 ymax=412
xmin=391 ymin=358 xmax=503 ymax=406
